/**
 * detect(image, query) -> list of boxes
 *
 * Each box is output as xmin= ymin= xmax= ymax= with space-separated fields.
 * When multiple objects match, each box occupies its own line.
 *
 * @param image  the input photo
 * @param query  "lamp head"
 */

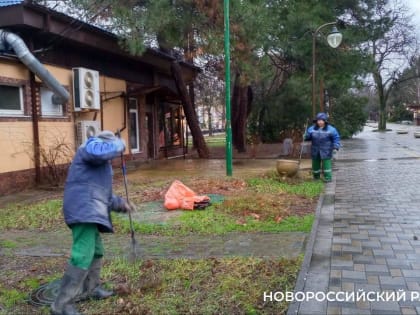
xmin=327 ymin=26 xmax=343 ymax=48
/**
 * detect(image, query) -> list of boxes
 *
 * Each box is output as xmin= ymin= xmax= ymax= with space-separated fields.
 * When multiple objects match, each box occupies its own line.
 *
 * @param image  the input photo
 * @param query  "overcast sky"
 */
xmin=407 ymin=0 xmax=420 ymax=33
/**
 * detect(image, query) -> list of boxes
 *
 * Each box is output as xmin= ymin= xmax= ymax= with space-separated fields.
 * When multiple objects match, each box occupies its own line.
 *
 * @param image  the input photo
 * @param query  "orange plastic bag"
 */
xmin=164 ymin=180 xmax=210 ymax=210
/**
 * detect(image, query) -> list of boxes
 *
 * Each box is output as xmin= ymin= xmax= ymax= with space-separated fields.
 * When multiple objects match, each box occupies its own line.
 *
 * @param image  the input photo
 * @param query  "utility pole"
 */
xmin=224 ymin=0 xmax=233 ymax=176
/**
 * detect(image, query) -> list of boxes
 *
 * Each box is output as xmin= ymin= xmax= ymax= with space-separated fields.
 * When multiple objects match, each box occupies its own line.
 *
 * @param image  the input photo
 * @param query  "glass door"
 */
xmin=129 ymin=98 xmax=140 ymax=153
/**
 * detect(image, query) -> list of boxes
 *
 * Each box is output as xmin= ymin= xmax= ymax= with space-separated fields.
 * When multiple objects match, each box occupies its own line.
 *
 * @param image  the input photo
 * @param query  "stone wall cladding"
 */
xmin=0 ymin=168 xmax=35 ymax=195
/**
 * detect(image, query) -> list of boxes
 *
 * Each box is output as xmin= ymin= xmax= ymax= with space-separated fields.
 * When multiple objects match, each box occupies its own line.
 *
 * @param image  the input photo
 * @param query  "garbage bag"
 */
xmin=164 ymin=180 xmax=210 ymax=210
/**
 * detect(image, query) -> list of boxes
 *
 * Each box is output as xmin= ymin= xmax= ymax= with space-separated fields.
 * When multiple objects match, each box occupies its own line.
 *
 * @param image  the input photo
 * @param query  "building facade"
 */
xmin=0 ymin=1 xmax=198 ymax=194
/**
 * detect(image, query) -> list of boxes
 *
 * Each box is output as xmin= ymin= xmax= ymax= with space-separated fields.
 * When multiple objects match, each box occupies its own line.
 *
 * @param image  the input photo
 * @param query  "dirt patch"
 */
xmin=188 ymin=142 xmax=311 ymax=159
xmin=125 ymin=177 xmax=247 ymax=203
xmin=0 ymin=255 xmax=66 ymax=314
xmin=218 ymin=192 xmax=316 ymax=222
xmin=86 ymin=257 xmax=302 ymax=315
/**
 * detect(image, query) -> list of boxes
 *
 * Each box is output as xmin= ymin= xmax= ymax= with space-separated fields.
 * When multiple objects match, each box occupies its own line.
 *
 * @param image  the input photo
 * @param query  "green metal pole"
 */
xmin=224 ymin=0 xmax=233 ymax=176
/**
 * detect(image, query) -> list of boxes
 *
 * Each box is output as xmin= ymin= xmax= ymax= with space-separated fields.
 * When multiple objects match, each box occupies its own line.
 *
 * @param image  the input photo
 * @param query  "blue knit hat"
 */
xmin=314 ymin=112 xmax=328 ymax=122
xmin=97 ymin=130 xmax=116 ymax=141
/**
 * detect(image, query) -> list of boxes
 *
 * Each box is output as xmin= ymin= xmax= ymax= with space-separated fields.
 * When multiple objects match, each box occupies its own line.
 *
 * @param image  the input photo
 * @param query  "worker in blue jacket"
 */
xmin=51 ymin=130 xmax=135 ymax=315
xmin=304 ymin=112 xmax=340 ymax=182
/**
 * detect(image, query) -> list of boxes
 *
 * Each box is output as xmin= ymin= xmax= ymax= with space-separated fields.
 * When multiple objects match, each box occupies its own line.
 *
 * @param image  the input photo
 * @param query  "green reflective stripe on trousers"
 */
xmin=312 ymin=158 xmax=321 ymax=170
xmin=323 ymin=159 xmax=332 ymax=180
xmin=312 ymin=158 xmax=321 ymax=178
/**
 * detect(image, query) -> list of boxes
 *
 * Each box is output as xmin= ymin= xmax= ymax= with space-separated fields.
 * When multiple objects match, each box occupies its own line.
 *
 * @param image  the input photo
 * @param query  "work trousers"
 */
xmin=312 ymin=157 xmax=332 ymax=181
xmin=69 ymin=223 xmax=104 ymax=270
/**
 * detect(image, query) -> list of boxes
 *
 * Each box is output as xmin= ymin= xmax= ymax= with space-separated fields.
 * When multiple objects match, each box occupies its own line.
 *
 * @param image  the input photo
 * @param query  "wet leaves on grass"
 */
xmin=0 ymin=174 xmax=322 ymax=236
xmin=0 ymin=256 xmax=66 ymax=314
xmin=0 ymin=200 xmax=64 ymax=231
xmin=80 ymin=256 xmax=303 ymax=315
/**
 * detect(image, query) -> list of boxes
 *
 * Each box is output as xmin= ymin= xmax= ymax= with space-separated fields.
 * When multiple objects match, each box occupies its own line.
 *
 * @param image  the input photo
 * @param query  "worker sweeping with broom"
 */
xmin=51 ymin=130 xmax=135 ymax=315
xmin=304 ymin=112 xmax=340 ymax=182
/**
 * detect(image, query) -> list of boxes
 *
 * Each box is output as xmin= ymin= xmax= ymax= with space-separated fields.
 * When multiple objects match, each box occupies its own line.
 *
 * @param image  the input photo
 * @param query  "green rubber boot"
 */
xmin=323 ymin=159 xmax=332 ymax=182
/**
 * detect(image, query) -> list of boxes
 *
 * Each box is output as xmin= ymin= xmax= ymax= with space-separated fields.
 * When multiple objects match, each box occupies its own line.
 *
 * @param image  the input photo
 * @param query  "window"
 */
xmin=40 ymin=87 xmax=63 ymax=117
xmin=129 ymin=98 xmax=140 ymax=153
xmin=0 ymin=85 xmax=23 ymax=116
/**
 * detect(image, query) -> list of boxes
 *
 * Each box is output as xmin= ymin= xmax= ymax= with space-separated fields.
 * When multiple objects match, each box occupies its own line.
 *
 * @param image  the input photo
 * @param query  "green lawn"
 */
xmin=0 ymin=172 xmax=322 ymax=315
xmin=0 ymin=256 xmax=302 ymax=315
xmin=188 ymin=133 xmax=226 ymax=148
xmin=0 ymin=176 xmax=321 ymax=236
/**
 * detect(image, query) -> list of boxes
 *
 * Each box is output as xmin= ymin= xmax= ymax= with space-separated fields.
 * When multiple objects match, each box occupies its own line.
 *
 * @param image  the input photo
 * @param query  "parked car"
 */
xmin=401 ymin=120 xmax=413 ymax=125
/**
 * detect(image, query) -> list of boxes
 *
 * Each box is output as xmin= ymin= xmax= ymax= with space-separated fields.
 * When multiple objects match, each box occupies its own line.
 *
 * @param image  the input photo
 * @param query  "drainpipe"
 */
xmin=30 ymin=72 xmax=41 ymax=184
xmin=0 ymin=30 xmax=70 ymax=103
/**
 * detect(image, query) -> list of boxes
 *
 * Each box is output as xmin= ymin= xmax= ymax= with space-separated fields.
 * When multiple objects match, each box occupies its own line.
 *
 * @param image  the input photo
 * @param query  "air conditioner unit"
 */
xmin=76 ymin=120 xmax=101 ymax=146
xmin=72 ymin=67 xmax=100 ymax=111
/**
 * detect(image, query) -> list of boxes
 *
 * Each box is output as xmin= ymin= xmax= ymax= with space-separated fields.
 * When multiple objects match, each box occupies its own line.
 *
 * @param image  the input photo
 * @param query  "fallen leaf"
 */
xmin=275 ymin=216 xmax=283 ymax=223
xmin=249 ymin=213 xmax=260 ymax=220
xmin=236 ymin=218 xmax=247 ymax=226
xmin=143 ymin=260 xmax=154 ymax=269
xmin=115 ymin=284 xmax=131 ymax=296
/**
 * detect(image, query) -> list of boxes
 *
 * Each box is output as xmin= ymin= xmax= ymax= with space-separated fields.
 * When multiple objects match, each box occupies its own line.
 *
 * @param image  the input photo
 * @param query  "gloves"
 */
xmin=116 ymin=138 xmax=126 ymax=153
xmin=121 ymin=200 xmax=136 ymax=213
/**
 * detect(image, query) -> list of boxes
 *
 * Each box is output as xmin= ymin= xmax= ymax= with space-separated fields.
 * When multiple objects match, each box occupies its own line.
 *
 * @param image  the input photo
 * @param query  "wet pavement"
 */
xmin=127 ymin=158 xmax=312 ymax=180
xmin=289 ymin=123 xmax=420 ymax=315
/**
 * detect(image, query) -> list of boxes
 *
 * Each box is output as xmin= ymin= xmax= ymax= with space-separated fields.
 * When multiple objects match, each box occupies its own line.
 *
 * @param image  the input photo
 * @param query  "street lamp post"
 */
xmin=224 ymin=0 xmax=233 ymax=176
xmin=312 ymin=23 xmax=343 ymax=117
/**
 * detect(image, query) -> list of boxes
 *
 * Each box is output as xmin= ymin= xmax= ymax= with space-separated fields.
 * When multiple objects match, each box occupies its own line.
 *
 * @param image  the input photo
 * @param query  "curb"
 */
xmin=286 ymin=192 xmax=326 ymax=315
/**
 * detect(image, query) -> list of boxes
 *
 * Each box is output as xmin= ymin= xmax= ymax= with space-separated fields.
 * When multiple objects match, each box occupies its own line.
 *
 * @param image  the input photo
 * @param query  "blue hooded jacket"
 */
xmin=305 ymin=123 xmax=340 ymax=159
xmin=63 ymin=135 xmax=126 ymax=233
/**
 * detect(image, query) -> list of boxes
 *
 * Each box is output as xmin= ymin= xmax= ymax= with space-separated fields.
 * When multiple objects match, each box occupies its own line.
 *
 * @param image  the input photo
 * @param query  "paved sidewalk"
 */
xmin=289 ymin=124 xmax=420 ymax=315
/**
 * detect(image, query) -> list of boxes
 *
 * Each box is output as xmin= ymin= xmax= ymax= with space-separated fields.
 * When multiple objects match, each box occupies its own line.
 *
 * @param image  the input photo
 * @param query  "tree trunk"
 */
xmin=207 ymin=107 xmax=213 ymax=136
xmin=374 ymin=71 xmax=387 ymax=131
xmin=171 ymin=61 xmax=209 ymax=158
xmin=258 ymin=106 xmax=266 ymax=141
xmin=231 ymin=73 xmax=252 ymax=153
xmin=231 ymin=73 xmax=241 ymax=149
xmin=188 ymin=82 xmax=199 ymax=149
xmin=319 ymin=78 xmax=324 ymax=113
xmin=247 ymin=85 xmax=253 ymax=117
xmin=235 ymin=86 xmax=249 ymax=153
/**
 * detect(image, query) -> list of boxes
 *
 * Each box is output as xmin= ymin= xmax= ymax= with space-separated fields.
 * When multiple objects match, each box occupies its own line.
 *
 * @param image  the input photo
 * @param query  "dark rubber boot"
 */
xmin=79 ymin=258 xmax=114 ymax=301
xmin=51 ymin=264 xmax=88 ymax=315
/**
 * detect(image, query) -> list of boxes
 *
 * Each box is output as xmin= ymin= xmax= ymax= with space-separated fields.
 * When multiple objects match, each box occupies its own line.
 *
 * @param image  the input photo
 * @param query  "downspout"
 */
xmin=0 ymin=30 xmax=70 ymax=185
xmin=30 ymin=72 xmax=41 ymax=184
xmin=0 ymin=30 xmax=70 ymax=103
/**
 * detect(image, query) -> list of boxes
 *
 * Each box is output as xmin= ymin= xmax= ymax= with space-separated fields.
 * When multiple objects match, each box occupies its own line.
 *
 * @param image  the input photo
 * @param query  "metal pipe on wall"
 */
xmin=0 ymin=30 xmax=70 ymax=103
